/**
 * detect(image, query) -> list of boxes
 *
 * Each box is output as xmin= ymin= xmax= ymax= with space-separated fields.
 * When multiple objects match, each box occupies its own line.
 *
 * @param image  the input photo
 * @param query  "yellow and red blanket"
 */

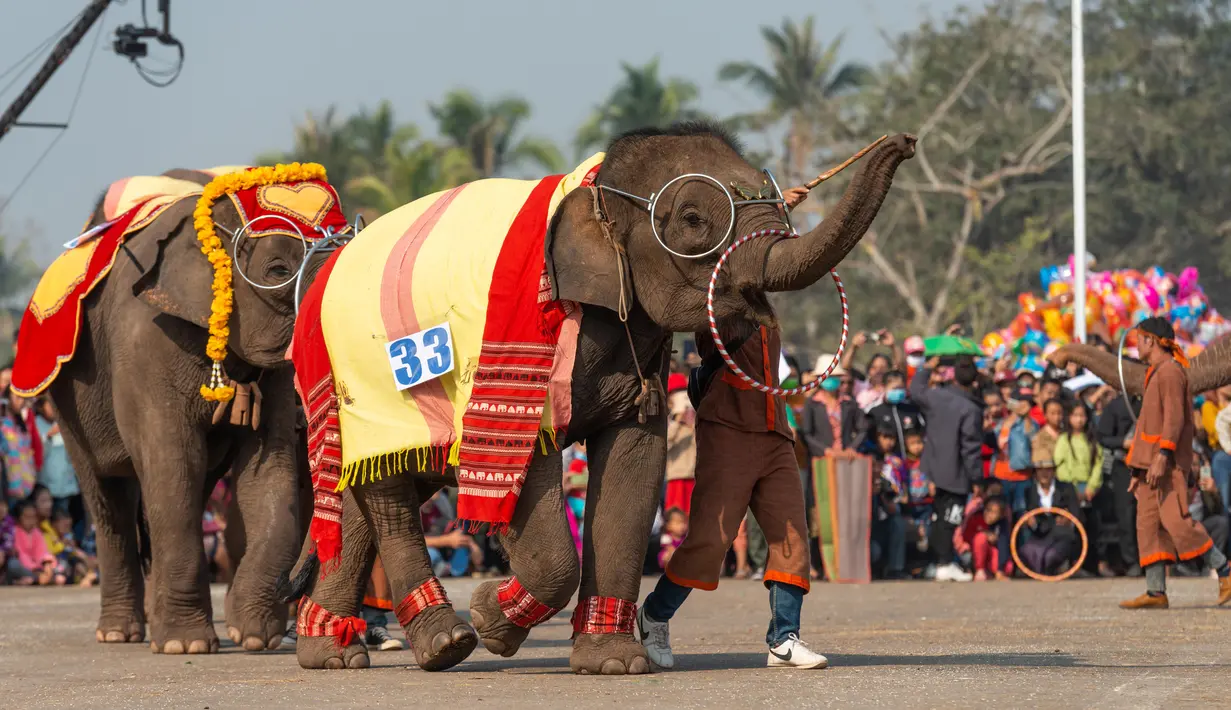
xmin=293 ymin=154 xmax=602 ymax=565
xmin=11 ymin=166 xmax=348 ymax=397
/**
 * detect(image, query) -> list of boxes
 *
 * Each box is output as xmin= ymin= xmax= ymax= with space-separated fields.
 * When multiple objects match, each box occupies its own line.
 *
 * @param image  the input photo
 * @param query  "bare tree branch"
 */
xmin=916 ymin=49 xmax=993 ymax=140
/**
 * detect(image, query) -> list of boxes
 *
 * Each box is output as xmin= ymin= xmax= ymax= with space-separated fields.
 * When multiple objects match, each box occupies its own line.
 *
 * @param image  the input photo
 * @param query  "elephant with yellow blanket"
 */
xmin=282 ymin=123 xmax=917 ymax=674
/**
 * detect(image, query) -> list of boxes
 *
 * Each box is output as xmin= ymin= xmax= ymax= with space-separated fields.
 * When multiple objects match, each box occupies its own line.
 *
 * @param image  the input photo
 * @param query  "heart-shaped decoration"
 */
xmin=256 ymin=182 xmax=335 ymax=227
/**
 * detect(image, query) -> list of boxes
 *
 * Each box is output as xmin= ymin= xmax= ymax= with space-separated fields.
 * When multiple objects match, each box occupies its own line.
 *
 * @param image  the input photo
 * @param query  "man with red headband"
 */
xmin=1120 ymin=317 xmax=1231 ymax=609
xmin=636 ymin=185 xmax=827 ymax=670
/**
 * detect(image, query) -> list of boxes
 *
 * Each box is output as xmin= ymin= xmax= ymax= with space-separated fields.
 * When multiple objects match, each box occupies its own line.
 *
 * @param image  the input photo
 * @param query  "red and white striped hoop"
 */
xmin=705 ymin=228 xmax=849 ymax=396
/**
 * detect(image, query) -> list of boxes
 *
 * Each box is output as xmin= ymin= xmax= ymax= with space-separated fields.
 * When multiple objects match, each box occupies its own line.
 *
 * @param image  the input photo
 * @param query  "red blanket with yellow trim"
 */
xmin=12 ymin=168 xmax=349 ymax=397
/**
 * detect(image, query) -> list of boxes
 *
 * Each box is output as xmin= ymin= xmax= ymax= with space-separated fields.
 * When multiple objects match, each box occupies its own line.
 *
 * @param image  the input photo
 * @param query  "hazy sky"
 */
xmin=1 ymin=0 xmax=969 ymax=264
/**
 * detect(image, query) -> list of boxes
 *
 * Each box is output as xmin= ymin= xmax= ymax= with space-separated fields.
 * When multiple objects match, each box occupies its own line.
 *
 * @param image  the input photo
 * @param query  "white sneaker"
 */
xmin=767 ymin=634 xmax=828 ymax=669
xmin=636 ymin=607 xmax=674 ymax=669
xmin=280 ymin=627 xmax=297 ymax=650
xmin=366 ymin=625 xmax=405 ymax=651
xmin=935 ymin=563 xmax=973 ymax=582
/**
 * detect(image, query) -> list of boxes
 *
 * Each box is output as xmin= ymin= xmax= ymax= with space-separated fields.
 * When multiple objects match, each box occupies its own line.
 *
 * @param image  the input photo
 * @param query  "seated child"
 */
xmin=658 ymin=507 xmax=688 ymax=571
xmin=421 ymin=491 xmax=480 ymax=577
xmin=7 ymin=500 xmax=64 ymax=586
xmin=965 ymin=495 xmax=1013 ymax=580
xmin=52 ymin=509 xmax=96 ymax=586
xmin=903 ymin=429 xmax=934 ymax=551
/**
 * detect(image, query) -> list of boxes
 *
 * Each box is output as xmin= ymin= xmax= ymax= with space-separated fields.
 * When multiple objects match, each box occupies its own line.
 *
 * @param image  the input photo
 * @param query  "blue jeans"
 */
xmin=999 ymin=479 xmax=1032 ymax=515
xmin=1212 ymin=451 xmax=1231 ymax=511
xmin=871 ymin=512 xmax=906 ymax=576
xmin=643 ymin=576 xmax=804 ymax=648
xmin=428 ymin=546 xmax=471 ymax=577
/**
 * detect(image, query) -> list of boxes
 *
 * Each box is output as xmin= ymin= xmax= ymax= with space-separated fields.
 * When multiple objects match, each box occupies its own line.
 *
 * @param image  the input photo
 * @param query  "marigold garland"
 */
xmin=194 ymin=162 xmax=328 ymax=401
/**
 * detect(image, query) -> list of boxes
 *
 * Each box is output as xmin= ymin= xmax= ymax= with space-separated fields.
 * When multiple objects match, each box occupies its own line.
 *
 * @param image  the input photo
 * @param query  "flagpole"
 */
xmin=1072 ymin=0 xmax=1088 ymax=343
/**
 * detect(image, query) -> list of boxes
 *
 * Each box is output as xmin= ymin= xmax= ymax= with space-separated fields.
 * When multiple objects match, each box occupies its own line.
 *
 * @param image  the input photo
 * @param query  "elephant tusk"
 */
xmin=804 ymin=135 xmax=890 ymax=190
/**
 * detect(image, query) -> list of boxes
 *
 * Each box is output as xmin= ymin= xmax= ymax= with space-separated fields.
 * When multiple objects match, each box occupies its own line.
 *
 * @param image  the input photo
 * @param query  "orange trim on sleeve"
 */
xmin=1138 ymin=433 xmax=1160 ymax=444
xmin=762 ymin=570 xmax=811 ymax=594
xmin=1139 ymin=551 xmax=1177 ymax=568
xmin=1158 ymin=439 xmax=1177 ymax=451
xmin=663 ymin=565 xmax=718 ymax=591
xmin=1178 ymin=538 xmax=1213 ymax=561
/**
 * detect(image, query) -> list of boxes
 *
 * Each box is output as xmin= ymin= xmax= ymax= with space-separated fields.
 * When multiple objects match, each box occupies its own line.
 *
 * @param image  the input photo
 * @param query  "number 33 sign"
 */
xmin=386 ymin=322 xmax=455 ymax=390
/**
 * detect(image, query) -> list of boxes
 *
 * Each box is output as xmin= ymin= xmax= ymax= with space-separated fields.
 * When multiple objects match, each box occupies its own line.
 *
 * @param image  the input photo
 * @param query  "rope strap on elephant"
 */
xmin=498 ymin=576 xmax=562 ymax=628
xmin=394 ymin=578 xmax=452 ymax=630
xmin=296 ymin=596 xmax=366 ymax=648
xmin=571 ymin=596 xmax=636 ymax=636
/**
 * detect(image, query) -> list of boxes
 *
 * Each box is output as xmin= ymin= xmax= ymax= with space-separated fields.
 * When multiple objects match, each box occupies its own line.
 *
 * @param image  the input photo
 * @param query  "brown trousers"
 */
xmin=665 ymin=421 xmax=811 ymax=592
xmin=1134 ymin=466 xmax=1213 ymax=568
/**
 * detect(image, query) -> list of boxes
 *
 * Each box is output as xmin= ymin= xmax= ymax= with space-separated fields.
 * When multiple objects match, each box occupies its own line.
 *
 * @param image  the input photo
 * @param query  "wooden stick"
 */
xmin=804 ymin=135 xmax=889 ymax=190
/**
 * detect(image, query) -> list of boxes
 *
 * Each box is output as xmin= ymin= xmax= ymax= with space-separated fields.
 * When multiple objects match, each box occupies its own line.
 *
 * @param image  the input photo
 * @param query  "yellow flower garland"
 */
xmin=194 ymin=162 xmax=328 ymax=401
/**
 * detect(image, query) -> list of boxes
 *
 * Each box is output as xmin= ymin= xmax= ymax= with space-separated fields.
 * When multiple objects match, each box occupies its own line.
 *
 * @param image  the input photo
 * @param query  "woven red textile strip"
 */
xmin=394 ymin=577 xmax=451 ymax=629
xmin=297 ymin=595 xmax=366 ymax=648
xmin=571 ymin=595 xmax=636 ymax=635
xmin=497 ymin=576 xmax=561 ymax=629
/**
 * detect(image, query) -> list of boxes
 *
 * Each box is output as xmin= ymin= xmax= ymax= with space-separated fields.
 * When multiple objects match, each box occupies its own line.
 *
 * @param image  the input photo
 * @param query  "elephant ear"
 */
xmin=545 ymin=187 xmax=629 ymax=312
xmin=125 ymin=197 xmax=216 ymax=329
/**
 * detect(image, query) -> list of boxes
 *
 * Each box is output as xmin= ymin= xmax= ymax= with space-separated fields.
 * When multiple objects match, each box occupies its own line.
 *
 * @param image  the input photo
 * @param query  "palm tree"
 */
xmin=718 ymin=18 xmax=871 ymax=183
xmin=429 ymin=90 xmax=563 ymax=177
xmin=574 ymin=58 xmax=705 ymax=156
xmin=256 ymin=106 xmax=359 ymax=189
xmin=344 ymin=123 xmax=478 ymax=218
xmin=344 ymin=101 xmax=398 ymax=177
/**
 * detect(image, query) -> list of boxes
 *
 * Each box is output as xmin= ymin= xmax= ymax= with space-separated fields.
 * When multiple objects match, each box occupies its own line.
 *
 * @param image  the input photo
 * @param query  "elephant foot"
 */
xmin=468 ymin=580 xmax=530 ymax=657
xmin=149 ymin=623 xmax=220 ymax=655
xmin=569 ymin=633 xmax=652 ymax=675
xmin=406 ymin=604 xmax=478 ymax=672
xmin=96 ymin=614 xmax=145 ymax=644
xmin=225 ymin=609 xmax=288 ymax=652
xmin=296 ymin=633 xmax=370 ymax=670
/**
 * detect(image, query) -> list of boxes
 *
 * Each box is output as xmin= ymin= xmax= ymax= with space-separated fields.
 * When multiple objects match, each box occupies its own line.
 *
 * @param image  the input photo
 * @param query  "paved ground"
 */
xmin=1 ymin=576 xmax=1228 ymax=709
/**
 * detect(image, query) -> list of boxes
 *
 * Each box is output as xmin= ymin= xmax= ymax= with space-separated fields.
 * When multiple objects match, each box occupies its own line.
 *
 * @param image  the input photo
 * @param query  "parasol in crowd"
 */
xmin=923 ymin=334 xmax=984 ymax=357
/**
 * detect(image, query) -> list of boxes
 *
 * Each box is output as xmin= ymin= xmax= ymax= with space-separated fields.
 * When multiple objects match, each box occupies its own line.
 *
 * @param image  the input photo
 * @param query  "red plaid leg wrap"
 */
xmin=394 ymin=577 xmax=451 ymax=629
xmin=570 ymin=595 xmax=636 ymax=635
xmin=296 ymin=596 xmax=367 ymax=648
xmin=497 ymin=576 xmax=562 ymax=629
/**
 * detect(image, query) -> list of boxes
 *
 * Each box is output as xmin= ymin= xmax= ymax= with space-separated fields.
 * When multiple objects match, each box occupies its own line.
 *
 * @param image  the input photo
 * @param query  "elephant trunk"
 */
xmin=761 ymin=134 xmax=916 ymax=293
xmin=1187 ymin=333 xmax=1231 ymax=394
xmin=1052 ymin=343 xmax=1148 ymax=395
xmin=1053 ymin=333 xmax=1231 ymax=398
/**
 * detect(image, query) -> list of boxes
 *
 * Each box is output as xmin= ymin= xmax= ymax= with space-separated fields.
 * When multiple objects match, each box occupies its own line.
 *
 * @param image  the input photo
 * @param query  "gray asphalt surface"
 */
xmin=1 ymin=576 xmax=1228 ymax=709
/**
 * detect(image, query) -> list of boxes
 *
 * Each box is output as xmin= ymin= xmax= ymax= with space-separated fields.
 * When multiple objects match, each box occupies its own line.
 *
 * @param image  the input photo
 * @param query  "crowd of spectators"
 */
xmin=633 ymin=327 xmax=1231 ymax=583
xmin=0 ymin=364 xmax=96 ymax=586
xmin=7 ymin=321 xmax=1229 ymax=589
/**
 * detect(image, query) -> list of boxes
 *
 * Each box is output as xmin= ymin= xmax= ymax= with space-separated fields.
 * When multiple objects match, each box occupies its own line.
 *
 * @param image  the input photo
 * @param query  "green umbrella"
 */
xmin=923 ymin=334 xmax=984 ymax=357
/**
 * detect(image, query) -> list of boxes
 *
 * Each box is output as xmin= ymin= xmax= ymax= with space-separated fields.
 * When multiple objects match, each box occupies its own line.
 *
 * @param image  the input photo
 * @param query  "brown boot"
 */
xmin=1218 ymin=576 xmax=1231 ymax=607
xmin=1119 ymin=592 xmax=1169 ymax=610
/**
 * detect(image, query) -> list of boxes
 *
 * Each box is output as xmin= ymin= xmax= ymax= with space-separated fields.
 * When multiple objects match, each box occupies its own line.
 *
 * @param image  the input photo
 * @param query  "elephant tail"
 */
xmin=276 ymin=548 xmax=318 ymax=604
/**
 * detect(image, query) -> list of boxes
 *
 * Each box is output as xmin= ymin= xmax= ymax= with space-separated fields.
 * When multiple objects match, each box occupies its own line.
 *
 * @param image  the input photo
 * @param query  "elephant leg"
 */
xmin=136 ymin=442 xmax=217 ymax=654
xmin=81 ymin=468 xmax=146 ymax=643
xmin=296 ymin=489 xmax=374 ymax=670
xmin=570 ymin=420 xmax=664 ymax=675
xmin=225 ymin=418 xmax=302 ymax=652
xmin=354 ymin=474 xmax=477 ymax=672
xmin=472 ymin=451 xmax=579 ymax=657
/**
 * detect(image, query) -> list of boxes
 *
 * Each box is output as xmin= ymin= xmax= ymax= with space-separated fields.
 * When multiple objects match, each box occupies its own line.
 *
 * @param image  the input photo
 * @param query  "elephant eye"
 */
xmin=266 ymin=263 xmax=293 ymax=280
xmin=682 ymin=211 xmax=703 ymax=228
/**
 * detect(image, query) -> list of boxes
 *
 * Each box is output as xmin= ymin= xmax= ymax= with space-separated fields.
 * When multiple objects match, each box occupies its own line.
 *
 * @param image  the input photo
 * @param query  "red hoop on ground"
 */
xmin=705 ymin=228 xmax=848 ymax=395
xmin=1009 ymin=507 xmax=1089 ymax=582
